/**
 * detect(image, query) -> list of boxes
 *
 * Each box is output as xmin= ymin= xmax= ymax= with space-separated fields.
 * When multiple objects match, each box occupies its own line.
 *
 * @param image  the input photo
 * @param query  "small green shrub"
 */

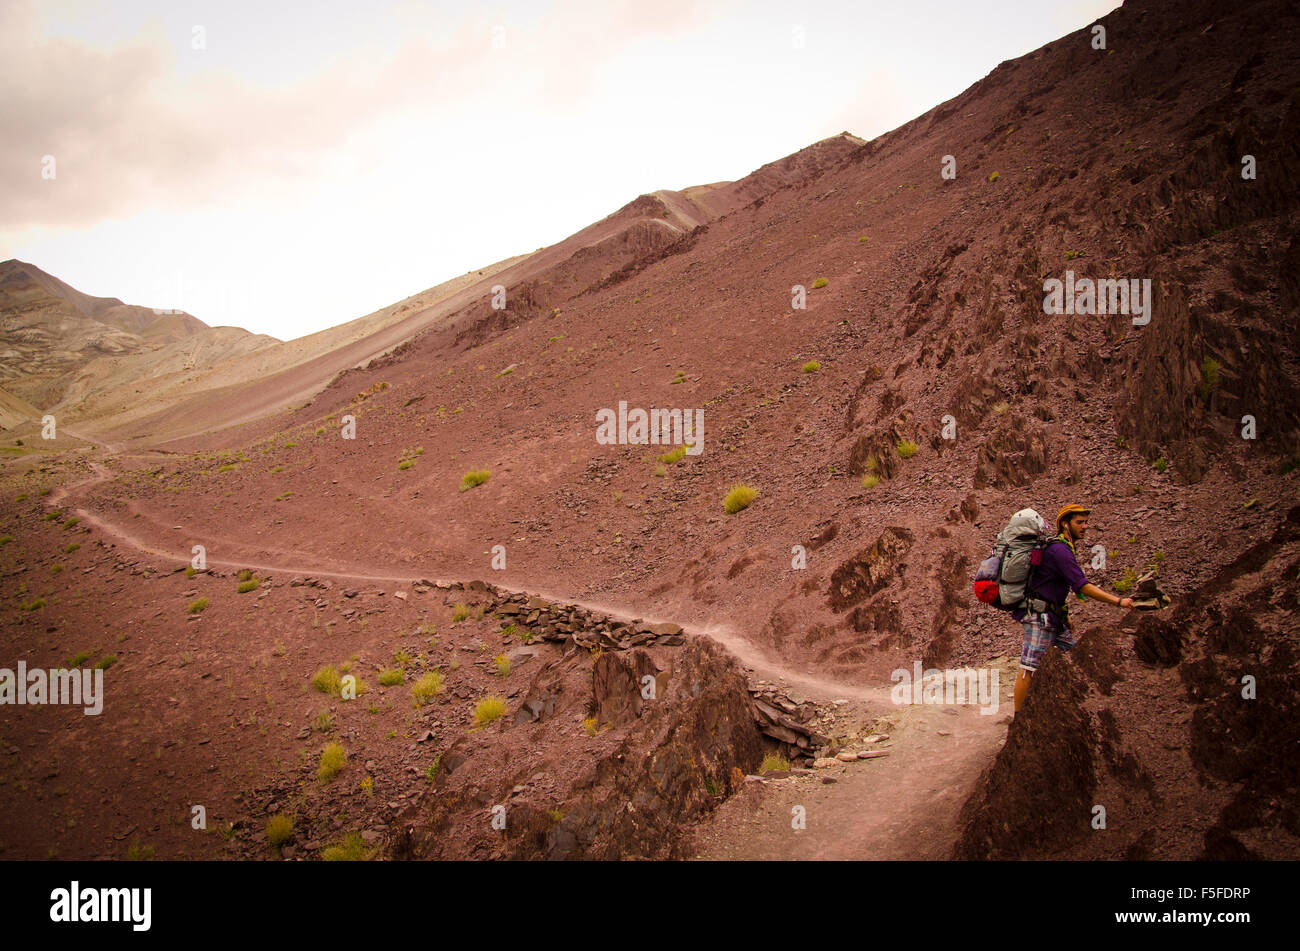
xmin=987 ymin=171 xmax=1000 ymax=182
xmin=94 ymin=655 xmax=117 ymax=670
xmin=1153 ymin=456 xmax=1168 ymax=473
xmin=23 ymin=599 xmax=46 ymax=611
xmin=759 ymin=753 xmax=790 ymax=773
xmin=658 ymin=446 xmax=686 ymax=465
xmin=451 ymin=603 xmax=470 ymax=622
xmin=317 ymin=742 xmax=347 ymax=781
xmin=398 ymin=459 xmax=414 ymax=471
xmin=378 ymin=668 xmax=404 ymax=687
xmin=896 ymin=439 xmax=918 ymax=459
xmin=802 ymin=360 xmax=821 ymax=373
xmin=237 ymin=578 xmax=260 ymax=594
xmin=474 ymin=695 xmax=508 ymax=727
xmin=723 ymin=483 xmax=759 ymax=514
xmin=862 ymin=473 xmax=880 ymax=489
xmin=460 ymin=469 xmax=491 ymax=491
xmin=188 ymin=597 xmax=209 ymax=614
xmin=266 ymin=814 xmax=294 ymax=848
xmin=1198 ymin=357 xmax=1220 ymax=401
xmin=321 ymin=831 xmax=367 ymax=861
xmin=411 ymin=671 xmax=444 ymax=705
xmin=494 ymin=654 xmax=510 ymax=677
xmin=1113 ymin=568 xmax=1138 ymax=594
xmin=312 ymin=665 xmax=342 ymax=695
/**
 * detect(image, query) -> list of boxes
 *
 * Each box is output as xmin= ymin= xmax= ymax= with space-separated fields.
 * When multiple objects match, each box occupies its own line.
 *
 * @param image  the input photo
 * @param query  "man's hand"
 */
xmin=1119 ymin=597 xmax=1134 ymax=609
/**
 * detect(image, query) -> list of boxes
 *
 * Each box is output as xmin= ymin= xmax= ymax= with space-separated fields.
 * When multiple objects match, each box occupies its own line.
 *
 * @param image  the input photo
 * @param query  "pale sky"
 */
xmin=2 ymin=0 xmax=1122 ymax=340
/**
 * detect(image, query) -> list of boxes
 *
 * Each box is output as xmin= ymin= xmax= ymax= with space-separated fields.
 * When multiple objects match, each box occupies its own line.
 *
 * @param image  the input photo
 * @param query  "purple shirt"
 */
xmin=1011 ymin=538 xmax=1089 ymax=628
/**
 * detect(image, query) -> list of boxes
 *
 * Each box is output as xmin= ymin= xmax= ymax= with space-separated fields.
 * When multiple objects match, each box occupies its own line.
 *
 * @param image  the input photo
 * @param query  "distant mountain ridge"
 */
xmin=0 ymin=258 xmax=274 ymax=415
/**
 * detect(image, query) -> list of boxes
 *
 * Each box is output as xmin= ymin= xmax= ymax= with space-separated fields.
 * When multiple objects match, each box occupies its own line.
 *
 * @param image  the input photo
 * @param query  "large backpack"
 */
xmin=973 ymin=508 xmax=1062 ymax=613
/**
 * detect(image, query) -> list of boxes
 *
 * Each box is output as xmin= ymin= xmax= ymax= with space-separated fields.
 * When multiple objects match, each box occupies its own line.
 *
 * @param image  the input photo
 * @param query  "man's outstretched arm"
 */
xmin=1080 ymin=582 xmax=1134 ymax=609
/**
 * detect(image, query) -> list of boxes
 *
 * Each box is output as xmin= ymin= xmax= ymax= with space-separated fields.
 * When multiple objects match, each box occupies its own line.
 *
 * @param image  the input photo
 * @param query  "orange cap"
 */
xmin=1056 ymin=504 xmax=1091 ymax=532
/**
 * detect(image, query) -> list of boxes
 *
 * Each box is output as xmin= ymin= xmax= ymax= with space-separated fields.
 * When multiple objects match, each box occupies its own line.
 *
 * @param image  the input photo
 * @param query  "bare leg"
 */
xmin=1014 ymin=668 xmax=1033 ymax=714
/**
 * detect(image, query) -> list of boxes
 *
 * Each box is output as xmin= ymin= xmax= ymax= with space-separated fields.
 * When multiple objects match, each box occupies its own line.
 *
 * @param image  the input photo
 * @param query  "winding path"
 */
xmin=47 ymin=429 xmax=1010 ymax=860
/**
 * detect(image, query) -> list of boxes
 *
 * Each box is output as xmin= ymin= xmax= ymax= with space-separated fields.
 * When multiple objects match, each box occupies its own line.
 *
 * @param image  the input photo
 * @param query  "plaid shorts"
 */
xmin=1020 ymin=611 xmax=1078 ymax=672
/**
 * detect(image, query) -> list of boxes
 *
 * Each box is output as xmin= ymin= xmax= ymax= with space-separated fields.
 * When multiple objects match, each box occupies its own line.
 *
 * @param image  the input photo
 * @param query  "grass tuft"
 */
xmin=459 ymin=469 xmax=491 ymax=492
xmin=321 ymin=831 xmax=368 ymax=861
xmin=317 ymin=742 xmax=346 ymax=781
xmin=411 ymin=670 xmax=444 ymax=705
xmin=723 ymin=483 xmax=759 ymax=514
xmin=1113 ymin=568 xmax=1138 ymax=594
xmin=473 ymin=695 xmax=508 ymax=727
xmin=312 ymin=665 xmax=342 ymax=695
xmin=266 ymin=814 xmax=294 ymax=848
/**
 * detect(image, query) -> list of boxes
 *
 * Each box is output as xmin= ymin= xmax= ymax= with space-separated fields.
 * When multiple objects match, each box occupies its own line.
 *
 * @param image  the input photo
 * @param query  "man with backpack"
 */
xmin=1011 ymin=504 xmax=1134 ymax=713
xmin=974 ymin=504 xmax=1134 ymax=714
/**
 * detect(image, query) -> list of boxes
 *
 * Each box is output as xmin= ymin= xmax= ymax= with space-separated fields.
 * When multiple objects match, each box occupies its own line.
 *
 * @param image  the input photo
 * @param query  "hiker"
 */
xmin=1012 ymin=504 xmax=1134 ymax=714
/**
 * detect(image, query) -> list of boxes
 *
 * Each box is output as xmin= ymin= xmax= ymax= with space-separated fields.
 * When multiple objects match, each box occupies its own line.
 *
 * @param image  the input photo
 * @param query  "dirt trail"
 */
xmin=48 ymin=436 xmax=1011 ymax=860
xmin=690 ymin=671 xmax=1015 ymax=860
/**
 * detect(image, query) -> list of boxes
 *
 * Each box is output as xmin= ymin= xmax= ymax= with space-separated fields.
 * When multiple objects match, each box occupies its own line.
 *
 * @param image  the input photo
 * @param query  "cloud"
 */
xmin=0 ymin=0 xmax=736 ymax=236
